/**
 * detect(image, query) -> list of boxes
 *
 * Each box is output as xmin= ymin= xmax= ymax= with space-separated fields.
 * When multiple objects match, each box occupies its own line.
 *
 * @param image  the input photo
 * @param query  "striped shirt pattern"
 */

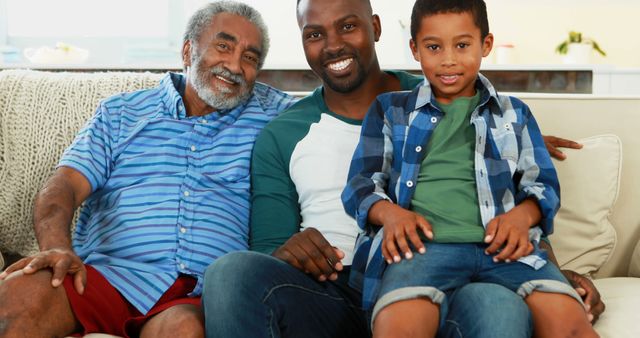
xmin=341 ymin=74 xmax=560 ymax=310
xmin=59 ymin=73 xmax=296 ymax=314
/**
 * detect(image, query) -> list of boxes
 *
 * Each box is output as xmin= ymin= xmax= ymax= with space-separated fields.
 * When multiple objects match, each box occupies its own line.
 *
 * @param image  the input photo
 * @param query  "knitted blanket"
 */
xmin=0 ymin=69 xmax=163 ymax=257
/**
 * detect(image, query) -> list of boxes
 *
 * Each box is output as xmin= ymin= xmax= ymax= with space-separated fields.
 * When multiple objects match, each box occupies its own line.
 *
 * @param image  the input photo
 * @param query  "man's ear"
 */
xmin=182 ymin=40 xmax=193 ymax=69
xmin=482 ymin=33 xmax=494 ymax=57
xmin=372 ymin=14 xmax=382 ymax=42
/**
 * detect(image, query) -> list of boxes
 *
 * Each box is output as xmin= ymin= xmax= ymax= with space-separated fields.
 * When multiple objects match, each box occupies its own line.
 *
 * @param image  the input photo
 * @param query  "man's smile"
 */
xmin=325 ymin=57 xmax=354 ymax=74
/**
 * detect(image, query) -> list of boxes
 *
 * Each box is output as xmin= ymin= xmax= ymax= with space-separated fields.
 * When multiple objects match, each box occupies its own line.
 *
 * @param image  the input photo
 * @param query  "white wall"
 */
xmin=244 ymin=0 xmax=640 ymax=69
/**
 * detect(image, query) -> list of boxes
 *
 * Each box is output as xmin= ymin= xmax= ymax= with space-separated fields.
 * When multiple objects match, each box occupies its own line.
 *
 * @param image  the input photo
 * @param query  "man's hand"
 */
xmin=543 ymin=135 xmax=582 ymax=161
xmin=0 ymin=248 xmax=86 ymax=294
xmin=562 ymin=269 xmax=605 ymax=324
xmin=272 ymin=228 xmax=344 ymax=282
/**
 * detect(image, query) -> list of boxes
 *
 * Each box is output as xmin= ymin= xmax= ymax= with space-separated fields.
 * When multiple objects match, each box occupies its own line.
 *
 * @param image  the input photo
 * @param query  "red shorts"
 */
xmin=62 ymin=265 xmax=200 ymax=337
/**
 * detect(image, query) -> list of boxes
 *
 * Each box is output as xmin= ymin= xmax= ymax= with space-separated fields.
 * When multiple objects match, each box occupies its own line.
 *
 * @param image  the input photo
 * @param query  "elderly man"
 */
xmin=202 ymin=0 xmax=603 ymax=337
xmin=0 ymin=2 xmax=295 ymax=337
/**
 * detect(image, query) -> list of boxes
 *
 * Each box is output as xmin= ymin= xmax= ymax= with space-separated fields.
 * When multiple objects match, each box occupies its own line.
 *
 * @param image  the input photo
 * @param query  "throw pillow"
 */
xmin=548 ymin=134 xmax=621 ymax=276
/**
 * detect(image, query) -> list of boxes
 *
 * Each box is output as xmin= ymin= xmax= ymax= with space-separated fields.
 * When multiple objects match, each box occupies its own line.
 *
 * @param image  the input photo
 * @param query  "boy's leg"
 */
xmin=202 ymin=251 xmax=368 ymax=338
xmin=441 ymin=282 xmax=532 ymax=338
xmin=373 ymin=243 xmax=474 ymax=338
xmin=0 ymin=269 xmax=80 ymax=337
xmin=525 ymin=292 xmax=599 ymax=338
xmin=373 ymin=298 xmax=439 ymax=338
xmin=478 ymin=251 xmax=598 ymax=338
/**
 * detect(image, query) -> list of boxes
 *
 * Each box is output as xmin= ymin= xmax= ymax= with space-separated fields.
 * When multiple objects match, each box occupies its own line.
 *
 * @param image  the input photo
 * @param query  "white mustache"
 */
xmin=209 ymin=67 xmax=245 ymax=86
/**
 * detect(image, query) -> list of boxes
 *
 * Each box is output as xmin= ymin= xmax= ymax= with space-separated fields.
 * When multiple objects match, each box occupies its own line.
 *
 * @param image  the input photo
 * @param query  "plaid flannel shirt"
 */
xmin=341 ymin=74 xmax=560 ymax=310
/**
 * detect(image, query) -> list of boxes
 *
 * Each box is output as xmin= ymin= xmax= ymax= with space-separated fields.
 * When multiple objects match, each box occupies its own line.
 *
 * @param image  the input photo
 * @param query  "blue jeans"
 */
xmin=202 ymin=251 xmax=533 ymax=338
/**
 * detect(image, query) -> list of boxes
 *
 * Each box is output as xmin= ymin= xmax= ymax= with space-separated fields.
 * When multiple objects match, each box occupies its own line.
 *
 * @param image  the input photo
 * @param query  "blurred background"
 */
xmin=1 ymin=0 xmax=638 ymax=94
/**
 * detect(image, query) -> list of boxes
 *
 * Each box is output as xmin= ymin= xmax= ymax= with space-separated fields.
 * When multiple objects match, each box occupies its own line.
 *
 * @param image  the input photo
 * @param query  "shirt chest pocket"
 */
xmin=490 ymin=122 xmax=520 ymax=163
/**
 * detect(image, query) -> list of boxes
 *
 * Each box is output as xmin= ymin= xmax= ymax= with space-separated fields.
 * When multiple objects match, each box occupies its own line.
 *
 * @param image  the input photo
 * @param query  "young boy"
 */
xmin=341 ymin=0 xmax=599 ymax=337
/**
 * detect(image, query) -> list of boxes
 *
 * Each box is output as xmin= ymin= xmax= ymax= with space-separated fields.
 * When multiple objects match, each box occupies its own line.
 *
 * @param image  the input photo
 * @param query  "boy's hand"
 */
xmin=485 ymin=198 xmax=541 ymax=262
xmin=370 ymin=201 xmax=433 ymax=264
xmin=484 ymin=213 xmax=533 ymax=263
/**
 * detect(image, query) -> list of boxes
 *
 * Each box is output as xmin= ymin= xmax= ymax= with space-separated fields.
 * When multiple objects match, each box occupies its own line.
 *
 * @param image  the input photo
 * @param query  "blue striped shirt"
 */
xmin=59 ymin=73 xmax=296 ymax=314
xmin=341 ymin=74 xmax=560 ymax=310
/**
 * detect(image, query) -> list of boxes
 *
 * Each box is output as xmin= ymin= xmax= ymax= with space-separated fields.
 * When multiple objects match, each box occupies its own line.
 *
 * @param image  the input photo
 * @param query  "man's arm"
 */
xmin=539 ymin=240 xmax=605 ymax=323
xmin=1 ymin=103 xmax=113 ymax=294
xmin=0 ymin=167 xmax=91 ymax=293
xmin=249 ymin=127 xmax=302 ymax=255
xmin=543 ymin=135 xmax=583 ymax=160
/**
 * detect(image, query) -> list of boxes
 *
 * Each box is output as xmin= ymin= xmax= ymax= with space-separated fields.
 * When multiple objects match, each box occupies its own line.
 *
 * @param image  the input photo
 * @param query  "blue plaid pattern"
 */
xmin=341 ymin=74 xmax=560 ymax=310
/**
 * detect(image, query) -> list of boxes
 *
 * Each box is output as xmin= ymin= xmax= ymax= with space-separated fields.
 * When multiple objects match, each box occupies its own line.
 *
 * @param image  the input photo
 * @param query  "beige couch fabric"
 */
xmin=629 ymin=241 xmax=640 ymax=277
xmin=592 ymin=277 xmax=640 ymax=338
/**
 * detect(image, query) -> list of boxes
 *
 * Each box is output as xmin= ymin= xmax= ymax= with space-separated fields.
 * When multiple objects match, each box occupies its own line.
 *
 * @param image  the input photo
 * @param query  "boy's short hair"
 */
xmin=410 ymin=0 xmax=489 ymax=41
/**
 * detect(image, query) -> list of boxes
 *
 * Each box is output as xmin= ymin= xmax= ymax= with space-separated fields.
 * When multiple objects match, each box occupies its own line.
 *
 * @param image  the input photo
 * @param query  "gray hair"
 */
xmin=183 ymin=1 xmax=270 ymax=69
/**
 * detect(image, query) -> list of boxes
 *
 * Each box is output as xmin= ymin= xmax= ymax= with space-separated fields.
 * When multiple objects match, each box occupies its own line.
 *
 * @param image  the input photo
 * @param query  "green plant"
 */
xmin=556 ymin=31 xmax=606 ymax=56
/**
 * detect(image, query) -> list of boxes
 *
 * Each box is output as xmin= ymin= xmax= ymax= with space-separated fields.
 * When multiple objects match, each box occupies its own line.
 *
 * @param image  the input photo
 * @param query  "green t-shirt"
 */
xmin=411 ymin=92 xmax=485 ymax=243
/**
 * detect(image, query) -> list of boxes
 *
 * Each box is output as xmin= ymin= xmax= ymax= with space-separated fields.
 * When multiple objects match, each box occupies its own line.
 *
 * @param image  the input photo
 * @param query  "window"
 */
xmin=0 ymin=0 xmax=308 ymax=69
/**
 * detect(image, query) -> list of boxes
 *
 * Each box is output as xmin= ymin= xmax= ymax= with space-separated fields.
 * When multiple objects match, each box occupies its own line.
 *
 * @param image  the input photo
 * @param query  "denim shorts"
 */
xmin=373 ymin=242 xmax=582 ymax=327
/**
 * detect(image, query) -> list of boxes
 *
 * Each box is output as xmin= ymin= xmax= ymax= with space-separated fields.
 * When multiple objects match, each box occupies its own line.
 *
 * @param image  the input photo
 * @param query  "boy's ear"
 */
xmin=372 ymin=14 xmax=382 ymax=42
xmin=482 ymin=33 xmax=494 ymax=57
xmin=410 ymin=39 xmax=419 ymax=62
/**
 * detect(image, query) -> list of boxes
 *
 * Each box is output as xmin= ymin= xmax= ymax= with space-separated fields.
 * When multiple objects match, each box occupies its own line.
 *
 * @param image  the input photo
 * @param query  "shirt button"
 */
xmin=201 ymin=119 xmax=207 ymax=124
xmin=180 ymin=227 xmax=187 ymax=234
xmin=190 ymin=145 xmax=197 ymax=152
xmin=406 ymin=180 xmax=414 ymax=188
xmin=415 ymin=146 xmax=422 ymax=152
xmin=183 ymin=191 xmax=190 ymax=197
xmin=179 ymin=263 xmax=186 ymax=270
xmin=505 ymin=123 xmax=511 ymax=130
xmin=431 ymin=117 xmax=438 ymax=123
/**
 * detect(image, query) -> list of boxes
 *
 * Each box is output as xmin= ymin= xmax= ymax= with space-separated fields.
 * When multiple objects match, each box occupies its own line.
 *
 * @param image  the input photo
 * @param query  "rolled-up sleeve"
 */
xmin=515 ymin=105 xmax=560 ymax=235
xmin=341 ymin=98 xmax=394 ymax=231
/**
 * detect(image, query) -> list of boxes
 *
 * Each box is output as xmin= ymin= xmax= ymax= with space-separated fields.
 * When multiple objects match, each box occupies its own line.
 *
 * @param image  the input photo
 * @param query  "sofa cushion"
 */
xmin=592 ymin=277 xmax=640 ymax=338
xmin=549 ymin=134 xmax=621 ymax=276
xmin=629 ymin=240 xmax=640 ymax=277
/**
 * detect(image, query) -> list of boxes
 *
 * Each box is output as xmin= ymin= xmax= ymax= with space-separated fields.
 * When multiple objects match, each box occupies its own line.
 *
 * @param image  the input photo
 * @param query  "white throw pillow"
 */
xmin=548 ymin=134 xmax=622 ymax=276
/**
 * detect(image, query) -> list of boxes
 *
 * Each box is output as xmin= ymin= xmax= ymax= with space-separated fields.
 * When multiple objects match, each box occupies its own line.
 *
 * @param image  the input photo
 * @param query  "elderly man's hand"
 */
xmin=562 ymin=269 xmax=606 ymax=324
xmin=0 ymin=248 xmax=86 ymax=294
xmin=272 ymin=228 xmax=344 ymax=282
xmin=543 ymin=135 xmax=583 ymax=160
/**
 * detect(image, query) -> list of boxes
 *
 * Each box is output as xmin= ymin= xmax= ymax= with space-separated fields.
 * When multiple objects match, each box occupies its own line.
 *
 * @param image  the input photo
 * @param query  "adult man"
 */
xmin=202 ymin=0 xmax=603 ymax=337
xmin=0 ymin=2 xmax=295 ymax=337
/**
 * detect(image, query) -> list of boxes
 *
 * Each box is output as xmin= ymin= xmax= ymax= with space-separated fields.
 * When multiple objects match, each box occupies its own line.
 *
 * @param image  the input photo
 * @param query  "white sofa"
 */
xmin=0 ymin=70 xmax=639 ymax=337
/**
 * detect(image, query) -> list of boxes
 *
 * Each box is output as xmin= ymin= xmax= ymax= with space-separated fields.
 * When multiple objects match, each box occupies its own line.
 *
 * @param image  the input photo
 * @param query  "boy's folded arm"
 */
xmin=341 ymin=97 xmax=395 ymax=231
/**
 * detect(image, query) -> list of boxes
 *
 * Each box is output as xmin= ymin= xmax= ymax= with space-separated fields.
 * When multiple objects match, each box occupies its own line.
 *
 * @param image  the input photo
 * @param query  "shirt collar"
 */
xmin=161 ymin=72 xmax=187 ymax=119
xmin=411 ymin=73 xmax=502 ymax=114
